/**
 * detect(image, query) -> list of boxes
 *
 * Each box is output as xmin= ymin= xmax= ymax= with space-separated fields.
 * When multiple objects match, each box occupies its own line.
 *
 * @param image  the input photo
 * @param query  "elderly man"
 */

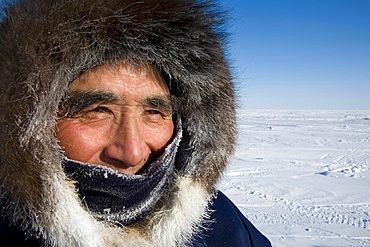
xmin=0 ymin=0 xmax=271 ymax=246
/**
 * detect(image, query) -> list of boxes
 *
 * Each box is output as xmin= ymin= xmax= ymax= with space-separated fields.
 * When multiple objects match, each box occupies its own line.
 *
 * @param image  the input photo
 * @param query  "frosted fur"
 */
xmin=42 ymin=176 xmax=210 ymax=246
xmin=149 ymin=177 xmax=211 ymax=246
xmin=48 ymin=174 xmax=150 ymax=247
xmin=0 ymin=0 xmax=236 ymax=245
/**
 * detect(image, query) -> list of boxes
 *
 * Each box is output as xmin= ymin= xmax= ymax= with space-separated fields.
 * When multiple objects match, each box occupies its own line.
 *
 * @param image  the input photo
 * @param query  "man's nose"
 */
xmin=102 ymin=117 xmax=148 ymax=173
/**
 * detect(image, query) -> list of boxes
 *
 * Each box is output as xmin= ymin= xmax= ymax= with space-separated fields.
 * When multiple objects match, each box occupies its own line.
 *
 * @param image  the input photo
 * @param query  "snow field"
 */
xmin=219 ymin=109 xmax=370 ymax=247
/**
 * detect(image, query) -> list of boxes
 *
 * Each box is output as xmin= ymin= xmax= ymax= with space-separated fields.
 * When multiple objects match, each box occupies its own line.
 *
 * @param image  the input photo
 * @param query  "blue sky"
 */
xmin=220 ymin=0 xmax=370 ymax=110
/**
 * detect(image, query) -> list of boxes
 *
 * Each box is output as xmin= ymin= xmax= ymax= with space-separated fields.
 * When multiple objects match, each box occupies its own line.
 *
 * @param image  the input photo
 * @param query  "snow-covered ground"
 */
xmin=219 ymin=109 xmax=370 ymax=247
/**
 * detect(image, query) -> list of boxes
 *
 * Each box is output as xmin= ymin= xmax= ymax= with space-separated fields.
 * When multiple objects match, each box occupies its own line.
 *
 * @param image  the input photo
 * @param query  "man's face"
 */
xmin=56 ymin=63 xmax=174 ymax=174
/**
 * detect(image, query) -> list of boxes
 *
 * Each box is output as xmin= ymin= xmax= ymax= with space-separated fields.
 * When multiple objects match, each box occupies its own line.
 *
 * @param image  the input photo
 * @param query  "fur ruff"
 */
xmin=0 ymin=0 xmax=236 ymax=245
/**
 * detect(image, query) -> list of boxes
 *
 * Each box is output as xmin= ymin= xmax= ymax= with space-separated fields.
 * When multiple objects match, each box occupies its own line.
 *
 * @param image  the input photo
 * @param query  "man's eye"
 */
xmin=91 ymin=106 xmax=111 ymax=113
xmin=144 ymin=109 xmax=169 ymax=123
xmin=146 ymin=109 xmax=162 ymax=115
xmin=81 ymin=106 xmax=113 ymax=119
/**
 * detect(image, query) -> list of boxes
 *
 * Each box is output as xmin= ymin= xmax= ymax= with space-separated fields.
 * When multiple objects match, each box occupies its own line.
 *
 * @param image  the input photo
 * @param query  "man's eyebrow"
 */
xmin=58 ymin=90 xmax=118 ymax=118
xmin=143 ymin=96 xmax=173 ymax=114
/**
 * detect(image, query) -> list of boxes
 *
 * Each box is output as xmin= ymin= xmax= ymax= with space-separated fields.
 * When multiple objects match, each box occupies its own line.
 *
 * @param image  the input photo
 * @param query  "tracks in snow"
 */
xmin=221 ymin=180 xmax=370 ymax=230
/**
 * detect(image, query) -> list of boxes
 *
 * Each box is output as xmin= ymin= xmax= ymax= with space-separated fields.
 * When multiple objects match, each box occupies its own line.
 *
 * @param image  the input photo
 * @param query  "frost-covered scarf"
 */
xmin=64 ymin=117 xmax=182 ymax=226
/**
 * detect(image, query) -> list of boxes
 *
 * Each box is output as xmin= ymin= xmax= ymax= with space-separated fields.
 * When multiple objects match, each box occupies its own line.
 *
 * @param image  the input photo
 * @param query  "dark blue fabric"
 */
xmin=0 ymin=217 xmax=41 ymax=247
xmin=0 ymin=191 xmax=271 ymax=247
xmin=191 ymin=191 xmax=271 ymax=247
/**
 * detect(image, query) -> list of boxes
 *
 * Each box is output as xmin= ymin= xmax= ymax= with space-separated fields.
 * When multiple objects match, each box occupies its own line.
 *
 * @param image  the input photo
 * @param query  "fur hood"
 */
xmin=0 ymin=0 xmax=236 ymax=246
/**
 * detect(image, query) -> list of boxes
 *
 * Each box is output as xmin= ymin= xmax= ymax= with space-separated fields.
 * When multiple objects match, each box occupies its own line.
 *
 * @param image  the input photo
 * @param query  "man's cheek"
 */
xmin=59 ymin=134 xmax=102 ymax=162
xmin=56 ymin=123 xmax=103 ymax=157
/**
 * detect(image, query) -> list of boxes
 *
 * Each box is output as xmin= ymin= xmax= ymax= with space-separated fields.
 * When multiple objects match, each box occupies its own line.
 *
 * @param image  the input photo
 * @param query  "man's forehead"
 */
xmin=69 ymin=62 xmax=169 ymax=95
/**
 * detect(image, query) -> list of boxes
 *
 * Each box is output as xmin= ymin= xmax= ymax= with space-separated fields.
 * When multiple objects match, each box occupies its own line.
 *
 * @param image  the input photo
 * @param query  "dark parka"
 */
xmin=0 ymin=0 xmax=271 ymax=246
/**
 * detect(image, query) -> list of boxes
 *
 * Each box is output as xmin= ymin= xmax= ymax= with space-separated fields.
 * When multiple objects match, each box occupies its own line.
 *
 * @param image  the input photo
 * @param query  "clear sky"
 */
xmin=220 ymin=0 xmax=370 ymax=110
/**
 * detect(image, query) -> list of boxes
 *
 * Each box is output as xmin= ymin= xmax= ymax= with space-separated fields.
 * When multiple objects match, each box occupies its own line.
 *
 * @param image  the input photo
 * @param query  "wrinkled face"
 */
xmin=56 ymin=63 xmax=174 ymax=174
